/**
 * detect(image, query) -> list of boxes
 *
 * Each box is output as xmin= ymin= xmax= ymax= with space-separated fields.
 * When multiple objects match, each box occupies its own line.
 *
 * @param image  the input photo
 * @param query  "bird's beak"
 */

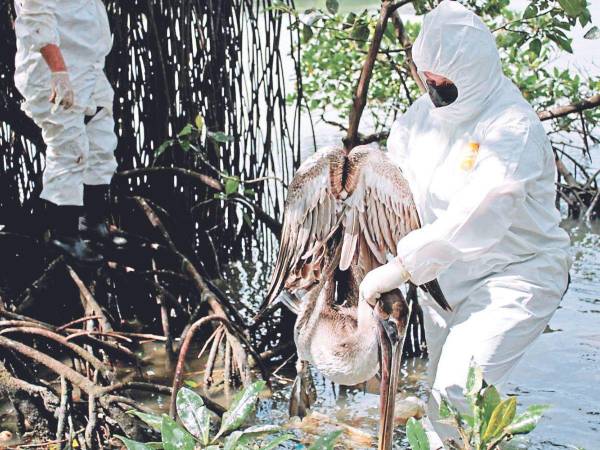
xmin=375 ymin=290 xmax=410 ymax=450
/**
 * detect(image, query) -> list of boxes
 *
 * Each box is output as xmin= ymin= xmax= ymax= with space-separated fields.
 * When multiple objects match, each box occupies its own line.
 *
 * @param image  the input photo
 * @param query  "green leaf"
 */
xmin=180 ymin=140 xmax=191 ymax=152
xmin=176 ymin=387 xmax=211 ymax=443
xmin=307 ymin=430 xmax=342 ymax=449
xmin=195 ymin=114 xmax=204 ymax=131
xmin=548 ymin=32 xmax=573 ymax=53
xmin=115 ymin=435 xmax=155 ymax=450
xmin=522 ymin=3 xmax=538 ymax=19
xmin=223 ymin=430 xmax=244 ymax=450
xmin=505 ymin=404 xmax=550 ymax=435
xmin=225 ymin=178 xmax=240 ymax=195
xmin=465 ymin=359 xmax=484 ymax=400
xmin=557 ymin=0 xmax=585 ymax=17
xmin=529 ymin=38 xmax=542 ymax=57
xmin=350 ymin=21 xmax=370 ymax=42
xmin=302 ymin=25 xmax=314 ymax=44
xmin=384 ymin=21 xmax=396 ymax=43
xmin=439 ymin=398 xmax=453 ymax=419
xmin=344 ymin=12 xmax=357 ymax=28
xmin=178 ymin=123 xmax=194 ymax=137
xmin=154 ymin=139 xmax=173 ymax=158
xmin=260 ymin=433 xmax=296 ymax=450
xmin=127 ymin=410 xmax=162 ymax=432
xmin=161 ymin=415 xmax=196 ymax=450
xmin=584 ymin=25 xmax=600 ymax=39
xmin=579 ymin=8 xmax=591 ymax=27
xmin=183 ymin=380 xmax=199 ymax=388
xmin=213 ymin=381 xmax=266 ymax=440
xmin=406 ymin=417 xmax=430 ymax=450
xmin=223 ymin=424 xmax=283 ymax=449
xmin=238 ymin=424 xmax=281 ymax=440
xmin=325 ymin=0 xmax=339 ymax=15
xmin=480 ymin=385 xmax=502 ymax=431
xmin=207 ymin=130 xmax=234 ymax=143
xmin=481 ymin=396 xmax=517 ymax=443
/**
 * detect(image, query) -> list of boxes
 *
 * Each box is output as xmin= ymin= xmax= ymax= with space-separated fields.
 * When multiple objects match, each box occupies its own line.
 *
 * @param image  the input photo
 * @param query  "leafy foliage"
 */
xmin=407 ymin=360 xmax=550 ymax=450
xmin=280 ymin=0 xmax=598 ymax=153
xmin=117 ymin=382 xmax=342 ymax=450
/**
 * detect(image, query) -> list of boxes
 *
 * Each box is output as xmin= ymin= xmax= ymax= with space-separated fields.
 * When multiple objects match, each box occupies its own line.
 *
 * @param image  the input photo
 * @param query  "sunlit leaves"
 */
xmin=161 ymin=415 xmax=196 ymax=450
xmin=528 ymin=38 xmax=542 ymax=57
xmin=557 ymin=0 xmax=586 ymax=18
xmin=435 ymin=361 xmax=551 ymax=450
xmin=127 ymin=410 xmax=162 ymax=432
xmin=406 ymin=417 xmax=430 ymax=450
xmin=522 ymin=3 xmax=537 ymax=19
xmin=176 ymin=387 xmax=211 ymax=443
xmin=505 ymin=404 xmax=550 ymax=435
xmin=214 ymin=380 xmax=266 ymax=440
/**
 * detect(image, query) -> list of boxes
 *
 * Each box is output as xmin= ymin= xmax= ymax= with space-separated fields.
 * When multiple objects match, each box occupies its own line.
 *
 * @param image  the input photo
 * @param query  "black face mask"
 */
xmin=426 ymin=80 xmax=458 ymax=108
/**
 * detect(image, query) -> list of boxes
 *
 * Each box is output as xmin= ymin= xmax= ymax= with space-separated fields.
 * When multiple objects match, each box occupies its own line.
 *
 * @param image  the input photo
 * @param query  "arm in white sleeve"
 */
xmin=397 ymin=116 xmax=542 ymax=285
xmin=15 ymin=0 xmax=59 ymax=52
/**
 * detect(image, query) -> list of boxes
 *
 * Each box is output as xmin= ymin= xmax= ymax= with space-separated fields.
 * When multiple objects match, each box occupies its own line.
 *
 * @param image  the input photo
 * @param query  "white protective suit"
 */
xmin=387 ymin=1 xmax=571 ymax=446
xmin=14 ymin=0 xmax=118 ymax=206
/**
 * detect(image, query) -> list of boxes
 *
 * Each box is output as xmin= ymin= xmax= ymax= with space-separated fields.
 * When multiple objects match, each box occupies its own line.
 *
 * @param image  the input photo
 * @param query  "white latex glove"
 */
xmin=49 ymin=71 xmax=75 ymax=112
xmin=359 ymin=259 xmax=410 ymax=306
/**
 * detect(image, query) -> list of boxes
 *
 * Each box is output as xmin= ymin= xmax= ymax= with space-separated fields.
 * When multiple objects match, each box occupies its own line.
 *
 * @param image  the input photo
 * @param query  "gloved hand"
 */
xmin=359 ymin=259 xmax=410 ymax=306
xmin=49 ymin=71 xmax=75 ymax=112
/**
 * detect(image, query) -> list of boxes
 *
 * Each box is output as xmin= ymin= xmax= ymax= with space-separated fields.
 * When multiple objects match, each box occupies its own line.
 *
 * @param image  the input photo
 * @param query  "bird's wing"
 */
xmin=340 ymin=145 xmax=420 ymax=271
xmin=262 ymin=147 xmax=346 ymax=309
xmin=340 ymin=145 xmax=451 ymax=311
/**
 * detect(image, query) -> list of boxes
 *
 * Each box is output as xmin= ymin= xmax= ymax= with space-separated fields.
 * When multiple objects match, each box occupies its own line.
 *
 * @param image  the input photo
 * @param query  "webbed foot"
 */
xmin=289 ymin=359 xmax=316 ymax=418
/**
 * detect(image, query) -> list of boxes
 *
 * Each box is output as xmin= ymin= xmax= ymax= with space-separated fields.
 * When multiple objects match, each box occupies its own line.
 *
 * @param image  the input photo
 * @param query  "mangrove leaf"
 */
xmin=115 ymin=435 xmax=155 ymax=450
xmin=161 ymin=415 xmax=196 ymax=450
xmin=127 ymin=410 xmax=162 ymax=432
xmin=406 ymin=417 xmax=429 ymax=450
xmin=505 ymin=404 xmax=550 ymax=435
xmin=176 ymin=387 xmax=211 ymax=442
xmin=481 ymin=396 xmax=517 ymax=443
xmin=214 ymin=380 xmax=266 ymax=440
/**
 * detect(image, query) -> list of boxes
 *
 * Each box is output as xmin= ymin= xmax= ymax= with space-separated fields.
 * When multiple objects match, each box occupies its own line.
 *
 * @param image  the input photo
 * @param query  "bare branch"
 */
xmin=538 ymin=94 xmax=600 ymax=121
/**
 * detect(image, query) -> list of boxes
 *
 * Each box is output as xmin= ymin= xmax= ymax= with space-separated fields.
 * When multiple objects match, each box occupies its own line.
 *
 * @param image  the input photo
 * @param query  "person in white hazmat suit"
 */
xmin=359 ymin=1 xmax=571 ymax=447
xmin=14 ymin=0 xmax=117 ymax=262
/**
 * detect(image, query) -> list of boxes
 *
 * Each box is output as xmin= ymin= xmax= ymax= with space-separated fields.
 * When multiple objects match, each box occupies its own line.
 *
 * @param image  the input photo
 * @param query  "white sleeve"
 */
xmin=387 ymin=115 xmax=411 ymax=167
xmin=15 ymin=0 xmax=59 ymax=52
xmin=396 ymin=114 xmax=542 ymax=285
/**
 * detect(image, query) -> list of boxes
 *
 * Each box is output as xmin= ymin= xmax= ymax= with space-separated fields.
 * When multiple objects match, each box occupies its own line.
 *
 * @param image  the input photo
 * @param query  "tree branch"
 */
xmin=538 ymin=94 xmax=600 ymax=121
xmin=344 ymin=0 xmax=397 ymax=150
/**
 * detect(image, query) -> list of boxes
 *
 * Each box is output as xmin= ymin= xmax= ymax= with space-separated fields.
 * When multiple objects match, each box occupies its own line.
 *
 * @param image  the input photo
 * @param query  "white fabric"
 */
xmin=359 ymin=258 xmax=409 ymax=305
xmin=386 ymin=1 xmax=571 ymax=447
xmin=14 ymin=0 xmax=116 ymax=205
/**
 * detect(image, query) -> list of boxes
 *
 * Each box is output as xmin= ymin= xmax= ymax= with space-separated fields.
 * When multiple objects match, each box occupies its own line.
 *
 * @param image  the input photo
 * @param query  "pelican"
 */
xmin=260 ymin=145 xmax=450 ymax=449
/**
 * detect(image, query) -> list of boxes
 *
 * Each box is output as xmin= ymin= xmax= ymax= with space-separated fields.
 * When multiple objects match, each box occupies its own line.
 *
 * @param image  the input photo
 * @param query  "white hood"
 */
xmin=412 ymin=0 xmax=505 ymax=123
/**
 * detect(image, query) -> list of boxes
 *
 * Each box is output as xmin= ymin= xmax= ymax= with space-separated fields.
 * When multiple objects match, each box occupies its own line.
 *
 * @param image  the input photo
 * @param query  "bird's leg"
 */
xmin=289 ymin=359 xmax=317 ymax=418
xmin=375 ymin=289 xmax=410 ymax=450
